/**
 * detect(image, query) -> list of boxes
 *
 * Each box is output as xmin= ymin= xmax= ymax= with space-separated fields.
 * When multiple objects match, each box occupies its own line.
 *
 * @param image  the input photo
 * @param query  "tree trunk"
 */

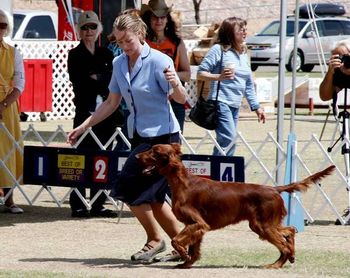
xmin=192 ymin=0 xmax=202 ymax=24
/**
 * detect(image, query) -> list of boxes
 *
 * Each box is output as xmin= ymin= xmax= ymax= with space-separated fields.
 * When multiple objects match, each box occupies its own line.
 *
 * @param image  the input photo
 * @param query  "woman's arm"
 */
xmin=163 ymin=67 xmax=187 ymax=104
xmin=67 ymin=93 xmax=122 ymax=145
xmin=176 ymin=41 xmax=191 ymax=83
xmin=320 ymin=54 xmax=342 ymax=101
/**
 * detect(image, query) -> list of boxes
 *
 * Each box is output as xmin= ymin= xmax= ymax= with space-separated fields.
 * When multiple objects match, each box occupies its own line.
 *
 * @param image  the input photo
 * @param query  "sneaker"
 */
xmin=131 ymin=240 xmax=166 ymax=263
xmin=335 ymin=207 xmax=350 ymax=225
xmin=71 ymin=209 xmax=90 ymax=218
xmin=154 ymin=250 xmax=182 ymax=262
xmin=90 ymin=208 xmax=118 ymax=218
xmin=4 ymin=204 xmax=24 ymax=214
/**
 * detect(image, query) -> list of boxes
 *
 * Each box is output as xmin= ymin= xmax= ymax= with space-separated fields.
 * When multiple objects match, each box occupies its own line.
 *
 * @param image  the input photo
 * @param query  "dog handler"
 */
xmin=67 ymin=13 xmax=186 ymax=262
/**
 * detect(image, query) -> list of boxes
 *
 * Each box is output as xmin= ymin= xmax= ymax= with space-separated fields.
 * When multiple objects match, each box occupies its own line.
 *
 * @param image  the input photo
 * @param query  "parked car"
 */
xmin=246 ymin=16 xmax=350 ymax=72
xmin=11 ymin=10 xmax=57 ymax=40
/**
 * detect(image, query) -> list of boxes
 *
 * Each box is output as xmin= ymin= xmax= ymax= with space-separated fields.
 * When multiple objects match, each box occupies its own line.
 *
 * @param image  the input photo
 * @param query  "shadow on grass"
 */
xmin=19 ymin=257 xmax=266 ymax=270
xmin=0 ymin=205 xmax=134 ymax=227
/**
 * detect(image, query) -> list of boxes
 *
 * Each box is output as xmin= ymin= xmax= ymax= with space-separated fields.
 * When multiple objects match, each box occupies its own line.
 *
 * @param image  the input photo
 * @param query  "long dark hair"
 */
xmin=142 ymin=10 xmax=181 ymax=46
xmin=217 ymin=17 xmax=247 ymax=53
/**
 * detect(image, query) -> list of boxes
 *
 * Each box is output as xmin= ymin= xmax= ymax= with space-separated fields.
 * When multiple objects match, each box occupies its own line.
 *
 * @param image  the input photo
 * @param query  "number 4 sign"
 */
xmin=220 ymin=163 xmax=235 ymax=182
xmin=93 ymin=156 xmax=109 ymax=183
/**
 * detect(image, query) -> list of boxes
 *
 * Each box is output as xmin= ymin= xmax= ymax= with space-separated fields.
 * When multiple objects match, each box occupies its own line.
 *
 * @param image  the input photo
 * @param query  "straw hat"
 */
xmin=140 ymin=0 xmax=173 ymax=17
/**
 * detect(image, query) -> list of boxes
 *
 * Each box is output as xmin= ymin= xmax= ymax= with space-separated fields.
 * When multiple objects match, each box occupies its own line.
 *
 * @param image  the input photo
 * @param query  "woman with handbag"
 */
xmin=197 ymin=17 xmax=265 ymax=156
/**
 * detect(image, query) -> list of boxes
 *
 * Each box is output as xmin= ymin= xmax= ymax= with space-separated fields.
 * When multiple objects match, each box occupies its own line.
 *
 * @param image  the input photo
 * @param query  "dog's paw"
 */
xmin=175 ymin=262 xmax=193 ymax=269
xmin=288 ymin=256 xmax=295 ymax=264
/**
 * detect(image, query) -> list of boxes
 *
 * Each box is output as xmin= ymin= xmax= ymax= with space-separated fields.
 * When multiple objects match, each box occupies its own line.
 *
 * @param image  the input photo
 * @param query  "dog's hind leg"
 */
xmin=280 ymin=226 xmax=296 ymax=263
xmin=260 ymin=227 xmax=292 ymax=269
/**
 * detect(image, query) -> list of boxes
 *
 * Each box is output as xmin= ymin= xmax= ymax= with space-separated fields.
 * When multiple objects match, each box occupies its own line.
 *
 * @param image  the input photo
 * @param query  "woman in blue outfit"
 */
xmin=67 ymin=13 xmax=186 ymax=263
xmin=197 ymin=17 xmax=265 ymax=156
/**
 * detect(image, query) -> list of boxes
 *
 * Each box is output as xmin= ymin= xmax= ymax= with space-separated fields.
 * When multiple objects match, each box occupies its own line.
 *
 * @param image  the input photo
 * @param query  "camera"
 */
xmin=339 ymin=54 xmax=350 ymax=68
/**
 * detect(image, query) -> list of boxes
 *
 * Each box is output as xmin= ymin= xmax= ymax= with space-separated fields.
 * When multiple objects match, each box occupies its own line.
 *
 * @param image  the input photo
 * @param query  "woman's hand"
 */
xmin=255 ymin=107 xmax=266 ymax=123
xmin=67 ymin=125 xmax=86 ymax=146
xmin=327 ymin=54 xmax=342 ymax=74
xmin=219 ymin=68 xmax=235 ymax=81
xmin=163 ymin=66 xmax=179 ymax=88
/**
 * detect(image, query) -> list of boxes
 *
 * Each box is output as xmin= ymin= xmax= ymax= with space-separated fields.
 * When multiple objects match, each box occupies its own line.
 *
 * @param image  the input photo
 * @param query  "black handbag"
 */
xmin=189 ymin=49 xmax=223 ymax=130
xmin=189 ymin=82 xmax=219 ymax=130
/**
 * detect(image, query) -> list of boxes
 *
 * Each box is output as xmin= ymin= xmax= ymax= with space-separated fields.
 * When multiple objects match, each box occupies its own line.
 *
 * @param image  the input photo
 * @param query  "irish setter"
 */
xmin=137 ymin=143 xmax=335 ymax=269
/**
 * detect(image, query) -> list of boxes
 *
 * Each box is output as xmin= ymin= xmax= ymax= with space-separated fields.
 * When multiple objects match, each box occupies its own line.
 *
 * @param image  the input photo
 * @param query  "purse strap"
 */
xmin=198 ymin=46 xmax=223 ymax=102
xmin=214 ymin=47 xmax=224 ymax=102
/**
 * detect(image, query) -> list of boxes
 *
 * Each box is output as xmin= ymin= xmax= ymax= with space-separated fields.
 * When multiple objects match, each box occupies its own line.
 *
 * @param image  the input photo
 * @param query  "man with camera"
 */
xmin=319 ymin=39 xmax=350 ymax=225
xmin=320 ymin=40 xmax=350 ymax=101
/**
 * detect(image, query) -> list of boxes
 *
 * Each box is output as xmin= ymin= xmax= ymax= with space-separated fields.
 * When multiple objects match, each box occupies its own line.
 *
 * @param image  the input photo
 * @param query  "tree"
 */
xmin=192 ymin=0 xmax=202 ymax=24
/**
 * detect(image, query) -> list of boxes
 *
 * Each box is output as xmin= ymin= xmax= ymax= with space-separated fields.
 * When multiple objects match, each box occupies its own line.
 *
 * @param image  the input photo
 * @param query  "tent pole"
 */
xmin=276 ymin=0 xmax=288 ymax=184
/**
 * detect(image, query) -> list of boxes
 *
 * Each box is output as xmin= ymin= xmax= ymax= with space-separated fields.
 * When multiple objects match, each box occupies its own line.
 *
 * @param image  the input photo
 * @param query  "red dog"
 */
xmin=137 ymin=143 xmax=335 ymax=269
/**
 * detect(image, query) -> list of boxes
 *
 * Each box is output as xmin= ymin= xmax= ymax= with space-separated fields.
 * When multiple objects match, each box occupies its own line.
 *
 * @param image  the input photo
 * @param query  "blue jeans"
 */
xmin=213 ymin=102 xmax=239 ymax=156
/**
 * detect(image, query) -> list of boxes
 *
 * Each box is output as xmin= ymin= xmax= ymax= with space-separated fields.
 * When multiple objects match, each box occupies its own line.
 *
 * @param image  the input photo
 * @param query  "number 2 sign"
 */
xmin=93 ymin=156 xmax=109 ymax=183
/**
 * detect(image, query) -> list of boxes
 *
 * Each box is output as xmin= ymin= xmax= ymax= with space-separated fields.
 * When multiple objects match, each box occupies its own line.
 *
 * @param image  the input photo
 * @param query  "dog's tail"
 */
xmin=275 ymin=165 xmax=336 ymax=193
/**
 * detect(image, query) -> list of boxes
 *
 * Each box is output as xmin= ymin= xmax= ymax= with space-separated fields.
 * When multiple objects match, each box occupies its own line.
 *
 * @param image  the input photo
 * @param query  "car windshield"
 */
xmin=13 ymin=14 xmax=25 ymax=37
xmin=257 ymin=20 xmax=308 ymax=37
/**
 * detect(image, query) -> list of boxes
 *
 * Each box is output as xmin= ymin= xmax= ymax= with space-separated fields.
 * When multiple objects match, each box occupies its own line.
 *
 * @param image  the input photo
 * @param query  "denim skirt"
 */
xmin=110 ymin=132 xmax=180 ymax=206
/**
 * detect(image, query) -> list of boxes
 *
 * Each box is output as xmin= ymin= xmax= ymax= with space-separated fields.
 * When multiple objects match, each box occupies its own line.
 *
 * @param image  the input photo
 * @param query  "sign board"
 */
xmin=23 ymin=146 xmax=244 ymax=189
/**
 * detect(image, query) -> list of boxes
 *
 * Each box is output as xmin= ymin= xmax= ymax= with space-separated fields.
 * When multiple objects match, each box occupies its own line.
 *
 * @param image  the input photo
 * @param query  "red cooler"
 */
xmin=19 ymin=59 xmax=53 ymax=112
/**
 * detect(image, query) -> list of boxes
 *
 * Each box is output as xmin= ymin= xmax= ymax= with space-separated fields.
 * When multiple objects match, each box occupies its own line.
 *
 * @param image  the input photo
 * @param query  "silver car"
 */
xmin=246 ymin=16 xmax=350 ymax=72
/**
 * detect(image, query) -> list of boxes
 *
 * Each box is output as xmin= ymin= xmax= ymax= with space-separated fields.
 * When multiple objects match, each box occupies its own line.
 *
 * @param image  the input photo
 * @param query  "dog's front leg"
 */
xmin=172 ymin=222 xmax=209 ymax=268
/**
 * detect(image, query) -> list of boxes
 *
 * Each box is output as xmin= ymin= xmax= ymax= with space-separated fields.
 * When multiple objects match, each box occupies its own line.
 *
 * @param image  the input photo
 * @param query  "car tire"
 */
xmin=251 ymin=64 xmax=258 ymax=71
xmin=286 ymin=51 xmax=303 ymax=72
xmin=301 ymin=64 xmax=314 ymax=72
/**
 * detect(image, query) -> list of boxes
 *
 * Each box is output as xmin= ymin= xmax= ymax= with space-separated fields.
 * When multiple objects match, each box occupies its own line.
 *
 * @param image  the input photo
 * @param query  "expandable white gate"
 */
xmin=1 ymin=122 xmax=349 ymax=224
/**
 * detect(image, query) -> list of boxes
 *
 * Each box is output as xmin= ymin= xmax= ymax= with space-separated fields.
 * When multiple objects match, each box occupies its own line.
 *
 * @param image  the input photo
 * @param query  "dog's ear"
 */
xmin=170 ymin=143 xmax=182 ymax=155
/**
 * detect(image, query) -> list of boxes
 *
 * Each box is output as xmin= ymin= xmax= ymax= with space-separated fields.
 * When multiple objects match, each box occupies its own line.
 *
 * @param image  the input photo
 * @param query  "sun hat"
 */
xmin=140 ymin=0 xmax=173 ymax=17
xmin=78 ymin=10 xmax=100 ymax=28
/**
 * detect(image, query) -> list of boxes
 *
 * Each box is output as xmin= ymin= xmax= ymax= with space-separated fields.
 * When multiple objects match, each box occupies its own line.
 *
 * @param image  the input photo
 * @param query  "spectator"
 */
xmin=0 ymin=9 xmax=25 ymax=213
xmin=67 ymin=13 xmax=186 ymax=263
xmin=197 ymin=17 xmax=265 ymax=156
xmin=319 ymin=40 xmax=350 ymax=225
xmin=141 ymin=0 xmax=190 ymax=132
xmin=67 ymin=10 xmax=122 ymax=218
xmin=319 ymin=40 xmax=350 ymax=101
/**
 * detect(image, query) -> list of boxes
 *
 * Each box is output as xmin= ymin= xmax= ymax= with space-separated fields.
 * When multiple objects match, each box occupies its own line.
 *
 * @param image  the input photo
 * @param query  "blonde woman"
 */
xmin=67 ymin=13 xmax=186 ymax=262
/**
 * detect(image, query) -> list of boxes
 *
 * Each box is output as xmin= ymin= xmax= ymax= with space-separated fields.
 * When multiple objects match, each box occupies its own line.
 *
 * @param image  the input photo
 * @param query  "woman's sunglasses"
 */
xmin=80 ymin=24 xmax=98 ymax=31
xmin=0 ymin=23 xmax=8 ymax=29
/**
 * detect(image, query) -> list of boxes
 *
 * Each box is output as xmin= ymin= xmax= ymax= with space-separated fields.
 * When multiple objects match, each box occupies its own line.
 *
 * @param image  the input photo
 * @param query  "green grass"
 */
xmin=197 ymin=248 xmax=350 ymax=277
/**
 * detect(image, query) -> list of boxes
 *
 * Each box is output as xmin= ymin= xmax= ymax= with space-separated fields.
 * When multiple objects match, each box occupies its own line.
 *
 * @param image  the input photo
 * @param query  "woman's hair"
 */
xmin=332 ymin=39 xmax=350 ymax=55
xmin=217 ymin=17 xmax=247 ymax=53
xmin=113 ymin=13 xmax=147 ymax=43
xmin=108 ymin=9 xmax=140 ymax=43
xmin=0 ymin=9 xmax=12 ymax=37
xmin=141 ymin=10 xmax=181 ymax=45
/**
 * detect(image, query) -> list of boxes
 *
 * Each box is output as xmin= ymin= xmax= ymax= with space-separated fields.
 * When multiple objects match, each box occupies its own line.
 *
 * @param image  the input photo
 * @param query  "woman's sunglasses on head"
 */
xmin=0 ymin=23 xmax=8 ymax=29
xmin=80 ymin=24 xmax=98 ymax=31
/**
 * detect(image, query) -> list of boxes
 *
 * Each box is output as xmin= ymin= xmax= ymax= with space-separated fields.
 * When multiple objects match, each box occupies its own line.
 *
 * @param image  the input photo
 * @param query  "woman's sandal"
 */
xmin=131 ymin=240 xmax=166 ymax=263
xmin=154 ymin=249 xmax=182 ymax=262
